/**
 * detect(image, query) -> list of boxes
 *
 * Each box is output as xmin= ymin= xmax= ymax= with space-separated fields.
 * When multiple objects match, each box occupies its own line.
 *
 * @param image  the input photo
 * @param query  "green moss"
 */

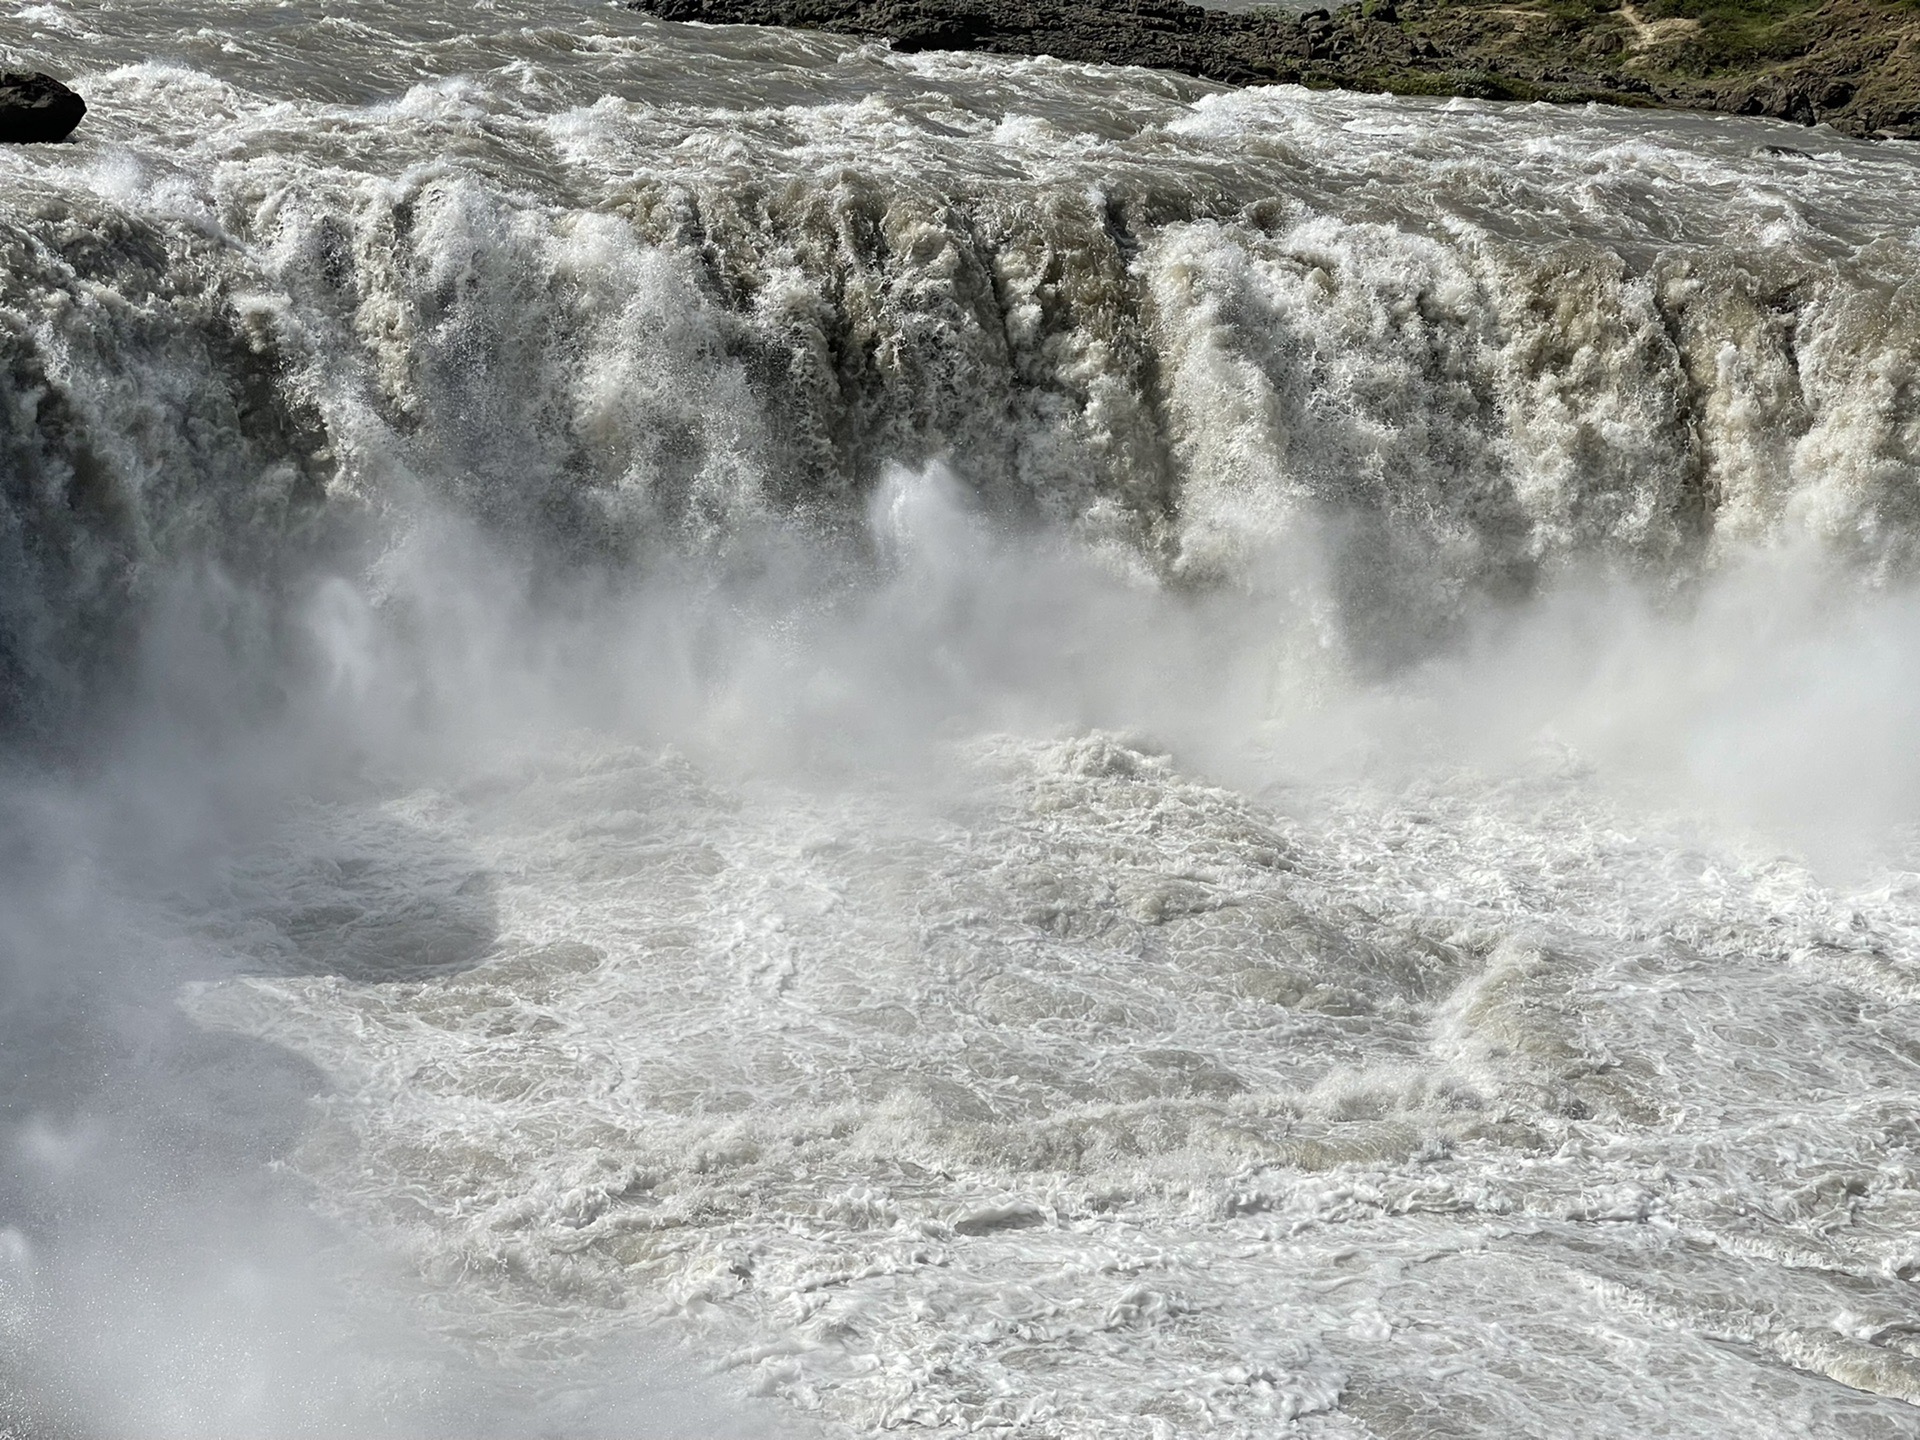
xmin=1637 ymin=0 xmax=1831 ymax=72
xmin=1387 ymin=0 xmax=1912 ymax=88
xmin=1636 ymin=0 xmax=1832 ymax=21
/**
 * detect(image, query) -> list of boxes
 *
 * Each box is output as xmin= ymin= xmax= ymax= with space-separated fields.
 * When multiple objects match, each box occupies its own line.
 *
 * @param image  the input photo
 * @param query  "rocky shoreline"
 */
xmin=626 ymin=0 xmax=1920 ymax=139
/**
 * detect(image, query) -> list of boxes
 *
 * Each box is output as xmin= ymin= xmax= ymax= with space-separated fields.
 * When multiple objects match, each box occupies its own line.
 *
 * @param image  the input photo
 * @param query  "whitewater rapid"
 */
xmin=5 ymin=2 xmax=1920 ymax=1437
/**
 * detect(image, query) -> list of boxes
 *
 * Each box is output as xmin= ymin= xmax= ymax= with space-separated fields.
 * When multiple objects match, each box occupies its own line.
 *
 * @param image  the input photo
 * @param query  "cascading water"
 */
xmin=5 ymin=2 xmax=1920 ymax=1436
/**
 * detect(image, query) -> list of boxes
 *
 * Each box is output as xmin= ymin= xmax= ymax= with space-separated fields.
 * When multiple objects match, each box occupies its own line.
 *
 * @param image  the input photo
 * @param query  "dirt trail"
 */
xmin=1618 ymin=2 xmax=1701 ymax=53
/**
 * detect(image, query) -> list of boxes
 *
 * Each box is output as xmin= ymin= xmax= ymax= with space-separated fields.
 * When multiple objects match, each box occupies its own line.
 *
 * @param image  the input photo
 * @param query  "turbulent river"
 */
xmin=5 ymin=2 xmax=1920 ymax=1436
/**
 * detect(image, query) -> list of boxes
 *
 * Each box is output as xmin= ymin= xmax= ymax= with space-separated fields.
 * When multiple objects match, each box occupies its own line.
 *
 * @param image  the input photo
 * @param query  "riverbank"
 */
xmin=627 ymin=0 xmax=1920 ymax=138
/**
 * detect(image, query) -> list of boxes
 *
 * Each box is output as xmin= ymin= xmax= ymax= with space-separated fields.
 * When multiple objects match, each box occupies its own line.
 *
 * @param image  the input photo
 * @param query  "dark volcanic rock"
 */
xmin=626 ymin=0 xmax=1920 ymax=140
xmin=0 ymin=72 xmax=85 ymax=144
xmin=634 ymin=0 xmax=1321 ymax=86
xmin=623 ymin=0 xmax=1652 ymax=106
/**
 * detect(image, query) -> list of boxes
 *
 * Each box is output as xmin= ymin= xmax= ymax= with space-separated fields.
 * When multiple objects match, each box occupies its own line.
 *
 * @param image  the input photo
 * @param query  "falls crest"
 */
xmin=3 ymin=74 xmax=1919 ymax=731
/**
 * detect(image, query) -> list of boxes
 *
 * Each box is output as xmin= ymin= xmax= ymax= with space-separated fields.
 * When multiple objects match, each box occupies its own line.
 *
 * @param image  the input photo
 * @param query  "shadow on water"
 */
xmin=215 ymin=814 xmax=502 ymax=984
xmin=0 ymin=796 xmax=504 ymax=1191
xmin=0 ymin=792 xmax=522 ymax=1439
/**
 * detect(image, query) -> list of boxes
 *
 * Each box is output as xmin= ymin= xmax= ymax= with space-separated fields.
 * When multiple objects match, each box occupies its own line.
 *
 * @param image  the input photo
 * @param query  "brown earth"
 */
xmin=625 ymin=0 xmax=1920 ymax=138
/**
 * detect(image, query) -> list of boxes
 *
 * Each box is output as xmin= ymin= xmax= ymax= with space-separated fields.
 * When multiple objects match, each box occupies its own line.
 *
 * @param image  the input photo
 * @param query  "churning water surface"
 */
xmin=4 ymin=2 xmax=1920 ymax=1437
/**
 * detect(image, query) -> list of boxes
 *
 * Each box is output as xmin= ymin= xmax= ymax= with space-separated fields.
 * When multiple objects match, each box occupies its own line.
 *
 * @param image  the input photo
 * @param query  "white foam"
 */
xmin=2 ymin=3 xmax=1920 ymax=1435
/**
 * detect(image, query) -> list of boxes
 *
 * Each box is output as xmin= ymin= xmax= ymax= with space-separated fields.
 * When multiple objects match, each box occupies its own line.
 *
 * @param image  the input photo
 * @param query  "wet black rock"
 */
xmin=891 ymin=11 xmax=991 ymax=53
xmin=0 ymin=73 xmax=85 ymax=144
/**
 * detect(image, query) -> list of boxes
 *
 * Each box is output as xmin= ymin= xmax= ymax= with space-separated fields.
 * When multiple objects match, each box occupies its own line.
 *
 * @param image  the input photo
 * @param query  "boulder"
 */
xmin=0 ymin=73 xmax=85 ymax=144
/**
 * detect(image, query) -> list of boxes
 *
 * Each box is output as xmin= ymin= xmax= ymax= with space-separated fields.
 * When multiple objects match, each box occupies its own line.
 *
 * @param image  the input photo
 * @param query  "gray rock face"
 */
xmin=0 ymin=73 xmax=85 ymax=144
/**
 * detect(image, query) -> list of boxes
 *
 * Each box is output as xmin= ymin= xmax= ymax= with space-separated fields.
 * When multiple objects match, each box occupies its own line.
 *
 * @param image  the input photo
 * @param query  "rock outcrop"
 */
xmin=626 ymin=0 xmax=1920 ymax=139
xmin=0 ymin=73 xmax=85 ymax=144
